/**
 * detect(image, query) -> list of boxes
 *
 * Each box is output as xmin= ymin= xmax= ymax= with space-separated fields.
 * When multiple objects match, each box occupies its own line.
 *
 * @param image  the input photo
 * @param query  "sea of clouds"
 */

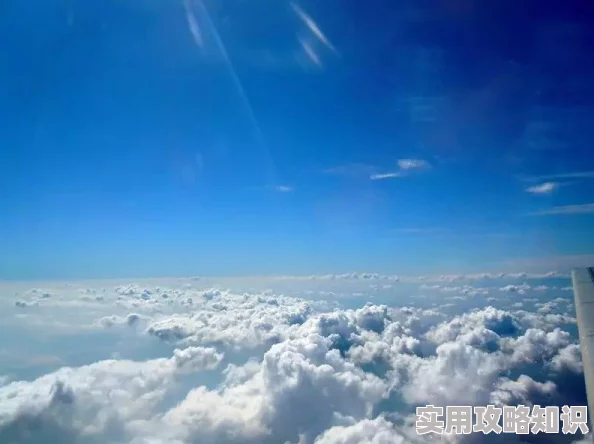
xmin=0 ymin=272 xmax=590 ymax=443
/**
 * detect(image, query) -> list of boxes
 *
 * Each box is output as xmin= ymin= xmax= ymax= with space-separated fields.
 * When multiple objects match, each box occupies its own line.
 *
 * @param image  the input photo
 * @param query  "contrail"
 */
xmin=183 ymin=0 xmax=277 ymax=185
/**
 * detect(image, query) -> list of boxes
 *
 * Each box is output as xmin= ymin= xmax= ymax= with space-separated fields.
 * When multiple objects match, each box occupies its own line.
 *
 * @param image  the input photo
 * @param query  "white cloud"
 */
xmin=490 ymin=374 xmax=556 ymax=406
xmin=369 ymin=159 xmax=431 ymax=181
xmin=397 ymin=159 xmax=430 ymax=170
xmin=0 ymin=279 xmax=587 ymax=444
xmin=183 ymin=0 xmax=203 ymax=50
xmin=313 ymin=417 xmax=407 ymax=444
xmin=299 ymin=37 xmax=322 ymax=67
xmin=551 ymin=344 xmax=583 ymax=374
xmin=499 ymin=283 xmax=531 ymax=295
xmin=526 ymin=182 xmax=557 ymax=194
xmin=276 ymin=185 xmax=294 ymax=192
xmin=0 ymin=346 xmax=223 ymax=443
xmin=291 ymin=2 xmax=336 ymax=53
xmin=97 ymin=313 xmax=148 ymax=328
xmin=369 ymin=172 xmax=404 ymax=181
xmin=272 ymin=271 xmax=568 ymax=283
xmin=420 ymin=284 xmax=489 ymax=296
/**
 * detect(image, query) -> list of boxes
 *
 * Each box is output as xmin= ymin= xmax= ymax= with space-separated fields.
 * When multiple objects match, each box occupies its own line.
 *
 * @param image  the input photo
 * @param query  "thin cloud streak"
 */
xmin=370 ymin=158 xmax=431 ymax=180
xmin=370 ymin=172 xmax=404 ymax=180
xmin=291 ymin=2 xmax=336 ymax=53
xmin=183 ymin=0 xmax=203 ymax=49
xmin=298 ymin=37 xmax=322 ymax=67
xmin=531 ymin=203 xmax=594 ymax=215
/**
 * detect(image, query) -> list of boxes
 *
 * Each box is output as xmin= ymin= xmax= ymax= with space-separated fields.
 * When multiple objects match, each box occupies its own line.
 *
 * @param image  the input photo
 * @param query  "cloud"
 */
xmin=397 ymin=159 xmax=430 ymax=170
xmin=275 ymin=185 xmax=294 ymax=192
xmin=490 ymin=374 xmax=556 ymax=406
xmin=499 ymin=283 xmax=531 ymax=295
xmin=0 ymin=346 xmax=223 ymax=443
xmin=273 ymin=270 xmax=568 ymax=283
xmin=183 ymin=0 xmax=203 ymax=50
xmin=531 ymin=203 xmax=594 ymax=215
xmin=526 ymin=182 xmax=558 ymax=194
xmin=146 ymin=290 xmax=327 ymax=350
xmin=369 ymin=172 xmax=404 ymax=180
xmin=298 ymin=37 xmax=322 ymax=67
xmin=0 ymin=279 xmax=588 ymax=444
xmin=96 ymin=313 xmax=147 ymax=328
xmin=313 ymin=417 xmax=407 ymax=444
xmin=291 ymin=2 xmax=336 ymax=53
xmin=551 ymin=344 xmax=583 ymax=374
xmin=324 ymin=160 xmax=431 ymax=181
xmin=369 ymin=159 xmax=431 ymax=180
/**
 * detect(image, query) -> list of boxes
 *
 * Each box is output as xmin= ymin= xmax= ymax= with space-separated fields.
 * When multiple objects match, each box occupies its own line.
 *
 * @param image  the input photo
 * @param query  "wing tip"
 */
xmin=572 ymin=267 xmax=594 ymax=285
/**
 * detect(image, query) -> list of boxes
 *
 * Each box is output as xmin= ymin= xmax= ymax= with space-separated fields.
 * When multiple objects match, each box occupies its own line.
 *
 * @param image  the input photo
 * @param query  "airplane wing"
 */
xmin=572 ymin=267 xmax=594 ymax=426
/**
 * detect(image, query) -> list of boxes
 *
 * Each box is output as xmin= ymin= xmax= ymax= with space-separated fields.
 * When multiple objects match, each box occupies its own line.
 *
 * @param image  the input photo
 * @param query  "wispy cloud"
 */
xmin=183 ymin=0 xmax=203 ymax=49
xmin=275 ymin=185 xmax=294 ymax=192
xmin=325 ymin=159 xmax=431 ymax=181
xmin=369 ymin=172 xmax=404 ymax=181
xmin=298 ymin=37 xmax=322 ymax=68
xmin=531 ymin=203 xmax=594 ymax=215
xmin=370 ymin=158 xmax=431 ymax=180
xmin=398 ymin=159 xmax=431 ymax=170
xmin=291 ymin=2 xmax=336 ymax=53
xmin=526 ymin=182 xmax=557 ymax=195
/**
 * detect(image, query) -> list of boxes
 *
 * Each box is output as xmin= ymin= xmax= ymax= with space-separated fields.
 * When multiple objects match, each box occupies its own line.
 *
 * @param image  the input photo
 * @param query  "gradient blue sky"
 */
xmin=2 ymin=0 xmax=594 ymax=279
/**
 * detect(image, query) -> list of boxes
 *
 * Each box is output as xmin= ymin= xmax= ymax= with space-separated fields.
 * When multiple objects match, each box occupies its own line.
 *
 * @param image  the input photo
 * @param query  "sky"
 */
xmin=2 ymin=0 xmax=594 ymax=279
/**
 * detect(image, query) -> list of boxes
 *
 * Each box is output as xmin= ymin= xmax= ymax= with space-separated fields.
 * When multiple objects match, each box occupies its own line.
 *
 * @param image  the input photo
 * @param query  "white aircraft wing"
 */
xmin=572 ymin=267 xmax=594 ymax=425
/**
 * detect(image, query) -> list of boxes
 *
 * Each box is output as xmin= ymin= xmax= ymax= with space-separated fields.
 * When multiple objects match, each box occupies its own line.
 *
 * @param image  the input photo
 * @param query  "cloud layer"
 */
xmin=0 ymin=276 xmax=587 ymax=443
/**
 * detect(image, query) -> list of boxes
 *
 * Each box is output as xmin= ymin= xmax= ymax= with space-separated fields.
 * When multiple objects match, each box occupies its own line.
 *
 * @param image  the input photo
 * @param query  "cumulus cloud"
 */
xmin=0 ymin=279 xmax=587 ymax=444
xmin=0 ymin=346 xmax=223 ymax=443
xmin=490 ymin=374 xmax=556 ymax=406
xmin=146 ymin=290 xmax=325 ymax=350
xmin=97 ymin=313 xmax=147 ymax=328
xmin=313 ymin=416 xmax=407 ymax=444
xmin=499 ymin=283 xmax=531 ymax=294
xmin=551 ymin=344 xmax=583 ymax=374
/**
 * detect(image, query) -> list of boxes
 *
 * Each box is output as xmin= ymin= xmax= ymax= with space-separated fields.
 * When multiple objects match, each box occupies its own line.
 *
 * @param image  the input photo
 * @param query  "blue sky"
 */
xmin=2 ymin=0 xmax=594 ymax=279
